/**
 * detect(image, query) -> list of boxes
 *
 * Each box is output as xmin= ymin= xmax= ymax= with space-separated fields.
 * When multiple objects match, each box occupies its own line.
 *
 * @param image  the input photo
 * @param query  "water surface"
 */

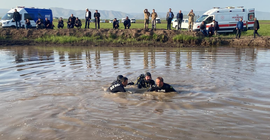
xmin=0 ymin=46 xmax=270 ymax=140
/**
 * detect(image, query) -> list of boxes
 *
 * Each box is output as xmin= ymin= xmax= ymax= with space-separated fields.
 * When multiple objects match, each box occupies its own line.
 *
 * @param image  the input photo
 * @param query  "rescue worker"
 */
xmin=13 ymin=9 xmax=21 ymax=29
xmin=151 ymin=9 xmax=158 ymax=31
xmin=75 ymin=17 xmax=82 ymax=28
xmin=36 ymin=18 xmax=43 ymax=29
xmin=44 ymin=18 xmax=52 ymax=29
xmin=68 ymin=14 xmax=76 ymax=27
xmin=94 ymin=10 xmax=101 ymax=29
xmin=166 ymin=8 xmax=174 ymax=30
xmin=148 ymin=77 xmax=176 ymax=92
xmin=254 ymin=18 xmax=261 ymax=38
xmin=108 ymin=77 xmax=128 ymax=93
xmin=176 ymin=10 xmax=183 ymax=30
xmin=213 ymin=20 xmax=219 ymax=36
xmin=58 ymin=17 xmax=64 ymax=29
xmin=113 ymin=18 xmax=119 ymax=29
xmin=144 ymin=9 xmax=150 ymax=30
xmin=85 ymin=8 xmax=91 ymax=29
xmin=111 ymin=75 xmax=123 ymax=85
xmin=188 ymin=9 xmax=195 ymax=32
xmin=135 ymin=72 xmax=155 ymax=89
xmin=124 ymin=16 xmax=131 ymax=29
xmin=236 ymin=18 xmax=243 ymax=39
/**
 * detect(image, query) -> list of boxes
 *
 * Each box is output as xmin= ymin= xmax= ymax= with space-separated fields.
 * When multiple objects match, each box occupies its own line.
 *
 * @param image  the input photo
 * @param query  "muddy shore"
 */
xmin=0 ymin=28 xmax=269 ymax=47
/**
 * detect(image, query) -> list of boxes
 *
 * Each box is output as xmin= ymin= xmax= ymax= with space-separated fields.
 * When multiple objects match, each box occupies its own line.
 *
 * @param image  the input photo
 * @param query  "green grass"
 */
xmin=35 ymin=35 xmax=101 ymax=43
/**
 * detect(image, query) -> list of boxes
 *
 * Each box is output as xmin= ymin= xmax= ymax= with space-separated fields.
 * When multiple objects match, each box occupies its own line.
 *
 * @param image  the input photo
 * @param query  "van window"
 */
xmin=196 ymin=15 xmax=208 ymax=22
xmin=205 ymin=16 xmax=213 ymax=24
xmin=2 ymin=13 xmax=13 ymax=20
xmin=24 ymin=13 xmax=34 ymax=20
xmin=248 ymin=13 xmax=254 ymax=21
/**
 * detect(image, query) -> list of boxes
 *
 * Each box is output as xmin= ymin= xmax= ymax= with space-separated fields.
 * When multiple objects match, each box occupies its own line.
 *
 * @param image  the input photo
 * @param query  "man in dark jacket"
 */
xmin=68 ymin=14 xmax=76 ymax=27
xmin=75 ymin=17 xmax=82 ymax=28
xmin=135 ymin=72 xmax=155 ymax=89
xmin=213 ymin=20 xmax=219 ymax=36
xmin=200 ymin=21 xmax=207 ymax=36
xmin=85 ymin=8 xmax=91 ymax=29
xmin=176 ymin=10 xmax=183 ymax=30
xmin=36 ymin=18 xmax=43 ymax=29
xmin=94 ymin=10 xmax=101 ymax=29
xmin=254 ymin=18 xmax=260 ymax=38
xmin=58 ymin=17 xmax=64 ymax=29
xmin=13 ymin=9 xmax=21 ymax=29
xmin=166 ymin=8 xmax=174 ymax=30
xmin=148 ymin=77 xmax=176 ymax=92
xmin=113 ymin=18 xmax=119 ymax=29
xmin=208 ymin=24 xmax=214 ymax=37
xmin=108 ymin=77 xmax=128 ymax=93
xmin=44 ymin=18 xmax=51 ymax=29
xmin=124 ymin=16 xmax=131 ymax=29
xmin=236 ymin=18 xmax=244 ymax=39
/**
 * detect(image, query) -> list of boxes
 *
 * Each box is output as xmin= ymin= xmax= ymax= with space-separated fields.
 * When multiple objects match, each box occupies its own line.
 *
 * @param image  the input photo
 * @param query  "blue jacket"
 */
xmin=236 ymin=21 xmax=243 ymax=30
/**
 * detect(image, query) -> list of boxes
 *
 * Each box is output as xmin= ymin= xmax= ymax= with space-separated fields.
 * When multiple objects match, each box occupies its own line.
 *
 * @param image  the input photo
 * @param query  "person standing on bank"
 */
xmin=94 ymin=10 xmax=101 ymax=29
xmin=188 ymin=9 xmax=195 ymax=32
xmin=151 ymin=9 xmax=158 ymax=31
xmin=166 ymin=8 xmax=174 ymax=30
xmin=213 ymin=19 xmax=219 ymax=36
xmin=254 ymin=18 xmax=261 ymax=38
xmin=144 ymin=9 xmax=150 ymax=30
xmin=236 ymin=18 xmax=244 ymax=39
xmin=13 ymin=9 xmax=21 ymax=29
xmin=85 ymin=8 xmax=91 ymax=29
xmin=176 ymin=10 xmax=183 ymax=30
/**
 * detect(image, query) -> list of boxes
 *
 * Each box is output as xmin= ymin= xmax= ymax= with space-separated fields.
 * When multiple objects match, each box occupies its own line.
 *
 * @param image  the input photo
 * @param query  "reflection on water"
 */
xmin=0 ymin=46 xmax=270 ymax=140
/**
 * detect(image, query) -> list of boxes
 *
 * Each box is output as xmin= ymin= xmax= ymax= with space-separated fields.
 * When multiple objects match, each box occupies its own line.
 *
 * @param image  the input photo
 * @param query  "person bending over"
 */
xmin=75 ymin=17 xmax=82 ymax=28
xmin=108 ymin=77 xmax=128 ymax=93
xmin=58 ymin=17 xmax=64 ymax=29
xmin=113 ymin=18 xmax=119 ymax=29
xmin=148 ymin=77 xmax=176 ymax=92
xmin=124 ymin=16 xmax=131 ymax=29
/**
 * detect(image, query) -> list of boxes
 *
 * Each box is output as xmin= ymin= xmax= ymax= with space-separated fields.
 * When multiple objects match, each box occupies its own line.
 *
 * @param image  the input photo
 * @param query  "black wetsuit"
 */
xmin=148 ymin=83 xmax=176 ymax=92
xmin=136 ymin=79 xmax=155 ymax=89
xmin=108 ymin=82 xmax=126 ymax=93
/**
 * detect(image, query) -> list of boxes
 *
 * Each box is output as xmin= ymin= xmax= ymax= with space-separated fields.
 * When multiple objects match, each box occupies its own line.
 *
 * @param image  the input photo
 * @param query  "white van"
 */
xmin=192 ymin=6 xmax=255 ymax=33
xmin=0 ymin=6 xmax=53 ymax=28
xmin=130 ymin=18 xmax=136 ymax=23
xmin=172 ymin=18 xmax=189 ymax=29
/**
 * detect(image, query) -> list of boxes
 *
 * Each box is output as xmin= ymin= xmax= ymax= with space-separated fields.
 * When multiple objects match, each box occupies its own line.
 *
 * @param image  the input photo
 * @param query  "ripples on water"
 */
xmin=0 ymin=46 xmax=270 ymax=140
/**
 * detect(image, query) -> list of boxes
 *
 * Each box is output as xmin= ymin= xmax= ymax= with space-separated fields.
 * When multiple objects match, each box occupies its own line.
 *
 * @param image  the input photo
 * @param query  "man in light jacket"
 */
xmin=85 ymin=8 xmax=91 ymax=29
xmin=188 ymin=10 xmax=195 ymax=32
xmin=144 ymin=9 xmax=150 ymax=30
xmin=166 ymin=8 xmax=174 ymax=30
xmin=151 ymin=9 xmax=158 ymax=31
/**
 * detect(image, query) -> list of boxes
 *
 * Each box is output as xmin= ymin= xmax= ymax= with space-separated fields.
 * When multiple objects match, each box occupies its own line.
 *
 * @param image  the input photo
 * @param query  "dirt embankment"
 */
xmin=0 ymin=28 xmax=270 ymax=47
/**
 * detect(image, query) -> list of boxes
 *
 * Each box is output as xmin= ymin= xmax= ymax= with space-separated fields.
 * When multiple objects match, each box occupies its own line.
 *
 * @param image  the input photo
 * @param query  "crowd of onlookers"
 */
xmin=12 ymin=8 xmax=261 ymax=38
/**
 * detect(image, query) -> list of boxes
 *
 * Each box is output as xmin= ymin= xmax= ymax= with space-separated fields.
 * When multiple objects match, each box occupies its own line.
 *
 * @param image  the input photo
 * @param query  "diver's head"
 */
xmin=156 ymin=77 xmax=164 ymax=88
xmin=117 ymin=75 xmax=124 ymax=81
xmin=145 ymin=72 xmax=152 ymax=81
xmin=121 ymin=77 xmax=128 ymax=87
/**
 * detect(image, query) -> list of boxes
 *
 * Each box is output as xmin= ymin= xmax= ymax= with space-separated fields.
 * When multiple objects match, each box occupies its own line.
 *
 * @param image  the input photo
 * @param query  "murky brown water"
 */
xmin=0 ymin=46 xmax=270 ymax=140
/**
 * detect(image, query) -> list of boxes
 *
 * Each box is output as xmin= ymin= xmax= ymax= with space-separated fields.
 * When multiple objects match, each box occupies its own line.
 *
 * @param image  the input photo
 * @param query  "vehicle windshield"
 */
xmin=2 ymin=13 xmax=13 ymax=20
xmin=196 ymin=15 xmax=208 ymax=22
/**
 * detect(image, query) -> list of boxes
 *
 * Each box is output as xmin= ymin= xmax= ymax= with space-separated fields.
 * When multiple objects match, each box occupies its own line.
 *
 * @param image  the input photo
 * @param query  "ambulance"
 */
xmin=193 ymin=6 xmax=255 ymax=33
xmin=0 ymin=6 xmax=53 ymax=28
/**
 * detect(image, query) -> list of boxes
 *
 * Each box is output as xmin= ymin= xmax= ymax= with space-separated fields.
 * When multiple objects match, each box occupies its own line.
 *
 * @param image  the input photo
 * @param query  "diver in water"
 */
xmin=148 ymin=77 xmax=176 ymax=92
xmin=135 ymin=72 xmax=155 ymax=89
xmin=111 ymin=75 xmax=124 ymax=85
xmin=108 ymin=77 xmax=128 ymax=93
